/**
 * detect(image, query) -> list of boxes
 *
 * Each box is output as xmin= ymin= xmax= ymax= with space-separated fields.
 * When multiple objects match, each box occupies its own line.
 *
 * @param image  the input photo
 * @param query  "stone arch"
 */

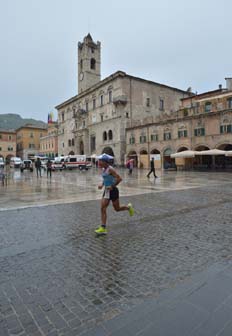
xmin=177 ymin=146 xmax=189 ymax=152
xmin=108 ymin=130 xmax=113 ymax=140
xmin=102 ymin=147 xmax=114 ymax=157
xmin=163 ymin=147 xmax=175 ymax=169
xmin=90 ymin=58 xmax=96 ymax=70
xmin=140 ymin=149 xmax=148 ymax=155
xmin=150 ymin=148 xmax=160 ymax=154
xmin=80 ymin=141 xmax=84 ymax=155
xmin=103 ymin=131 xmax=107 ymax=141
xmin=216 ymin=143 xmax=232 ymax=150
xmin=68 ymin=151 xmax=75 ymax=155
xmin=127 ymin=150 xmax=138 ymax=167
xmin=194 ymin=144 xmax=210 ymax=151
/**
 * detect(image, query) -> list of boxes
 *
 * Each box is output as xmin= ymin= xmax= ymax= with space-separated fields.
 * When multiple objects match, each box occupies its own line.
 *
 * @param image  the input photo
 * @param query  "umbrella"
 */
xmin=195 ymin=149 xmax=226 ymax=156
xmin=171 ymin=150 xmax=196 ymax=158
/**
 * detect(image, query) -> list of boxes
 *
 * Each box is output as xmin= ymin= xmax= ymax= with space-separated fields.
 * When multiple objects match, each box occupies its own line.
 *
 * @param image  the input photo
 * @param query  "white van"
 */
xmin=63 ymin=155 xmax=88 ymax=170
xmin=10 ymin=157 xmax=22 ymax=168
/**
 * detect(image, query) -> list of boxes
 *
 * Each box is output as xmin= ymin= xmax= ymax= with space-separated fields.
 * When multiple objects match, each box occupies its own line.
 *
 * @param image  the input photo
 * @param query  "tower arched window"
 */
xmin=90 ymin=58 xmax=96 ymax=70
xmin=103 ymin=131 xmax=107 ymax=141
xmin=108 ymin=130 xmax=113 ymax=140
xmin=80 ymin=59 xmax=83 ymax=70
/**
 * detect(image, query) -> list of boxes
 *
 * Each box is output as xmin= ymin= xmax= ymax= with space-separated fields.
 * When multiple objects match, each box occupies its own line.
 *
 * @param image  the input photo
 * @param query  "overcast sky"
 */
xmin=0 ymin=0 xmax=231 ymax=122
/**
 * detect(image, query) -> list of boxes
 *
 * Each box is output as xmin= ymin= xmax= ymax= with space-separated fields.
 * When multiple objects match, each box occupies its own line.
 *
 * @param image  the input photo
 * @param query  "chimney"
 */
xmin=219 ymin=84 xmax=222 ymax=90
xmin=225 ymin=78 xmax=232 ymax=91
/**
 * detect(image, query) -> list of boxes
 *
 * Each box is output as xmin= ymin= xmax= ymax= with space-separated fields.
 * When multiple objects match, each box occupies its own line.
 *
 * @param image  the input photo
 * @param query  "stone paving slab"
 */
xmin=1 ymin=176 xmax=232 ymax=335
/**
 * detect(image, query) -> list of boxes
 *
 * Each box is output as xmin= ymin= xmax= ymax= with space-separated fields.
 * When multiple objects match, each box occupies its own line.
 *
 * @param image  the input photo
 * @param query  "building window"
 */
xmin=146 ymin=98 xmax=150 ymax=107
xmin=101 ymin=115 xmax=103 ymax=122
xmin=220 ymin=124 xmax=232 ymax=134
xmin=86 ymin=102 xmax=88 ymax=112
xmin=0 ymin=147 xmax=1 ymax=151
xmin=30 ymin=132 xmax=34 ymax=138
xmin=151 ymin=134 xmax=158 ymax=141
xmin=139 ymin=135 xmax=147 ymax=143
xmin=82 ymin=120 xmax=85 ymax=128
xmin=72 ymin=138 xmax=75 ymax=146
xmin=103 ymin=131 xmax=107 ymax=141
xmin=108 ymin=130 xmax=113 ymax=140
xmin=178 ymin=130 xmax=188 ymax=138
xmin=90 ymin=135 xmax=96 ymax=152
xmin=62 ymin=112 xmax=64 ymax=122
xmin=227 ymin=97 xmax=232 ymax=108
xmin=129 ymin=136 xmax=135 ymax=144
xmin=9 ymin=135 xmax=12 ymax=140
xmin=159 ymin=98 xmax=164 ymax=110
xmin=80 ymin=59 xmax=83 ymax=70
xmin=62 ymin=142 xmax=64 ymax=148
xmin=164 ymin=132 xmax=171 ymax=140
xmin=194 ymin=128 xmax=205 ymax=136
xmin=205 ymin=102 xmax=212 ymax=112
xmin=109 ymin=91 xmax=112 ymax=103
xmin=0 ymin=135 xmax=1 ymax=139
xmin=126 ymin=112 xmax=129 ymax=118
xmin=93 ymin=99 xmax=96 ymax=110
xmin=90 ymin=58 xmax=96 ymax=70
xmin=68 ymin=139 xmax=72 ymax=146
xmin=100 ymin=95 xmax=104 ymax=106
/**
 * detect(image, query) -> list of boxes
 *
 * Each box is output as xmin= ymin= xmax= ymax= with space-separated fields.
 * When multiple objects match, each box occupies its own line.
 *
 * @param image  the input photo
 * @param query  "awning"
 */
xmin=171 ymin=150 xmax=195 ymax=158
xmin=225 ymin=151 xmax=232 ymax=157
xmin=195 ymin=149 xmax=226 ymax=156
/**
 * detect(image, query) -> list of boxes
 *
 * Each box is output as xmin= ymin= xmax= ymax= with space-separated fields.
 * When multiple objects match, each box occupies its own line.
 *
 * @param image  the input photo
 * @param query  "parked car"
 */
xmin=20 ymin=160 xmax=33 ymax=172
xmin=10 ymin=157 xmax=22 ymax=168
xmin=0 ymin=158 xmax=4 ymax=168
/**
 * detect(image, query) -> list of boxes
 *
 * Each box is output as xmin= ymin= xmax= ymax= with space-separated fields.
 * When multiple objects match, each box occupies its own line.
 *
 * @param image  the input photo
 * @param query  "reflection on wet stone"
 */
xmin=1 ymin=170 xmax=232 ymax=334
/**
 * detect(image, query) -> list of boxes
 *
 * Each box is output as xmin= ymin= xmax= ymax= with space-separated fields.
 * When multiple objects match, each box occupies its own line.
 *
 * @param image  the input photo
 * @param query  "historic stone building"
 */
xmin=39 ymin=122 xmax=58 ymax=158
xmin=56 ymin=34 xmax=191 ymax=164
xmin=0 ymin=129 xmax=16 ymax=161
xmin=126 ymin=78 xmax=232 ymax=169
xmin=16 ymin=124 xmax=47 ymax=160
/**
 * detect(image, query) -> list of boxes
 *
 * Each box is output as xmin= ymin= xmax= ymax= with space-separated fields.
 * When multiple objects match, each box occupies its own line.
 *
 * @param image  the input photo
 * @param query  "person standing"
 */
xmin=147 ymin=157 xmax=158 ymax=178
xmin=128 ymin=159 xmax=134 ymax=175
xmin=35 ymin=157 xmax=42 ymax=177
xmin=46 ymin=159 xmax=52 ymax=178
xmin=95 ymin=154 xmax=134 ymax=235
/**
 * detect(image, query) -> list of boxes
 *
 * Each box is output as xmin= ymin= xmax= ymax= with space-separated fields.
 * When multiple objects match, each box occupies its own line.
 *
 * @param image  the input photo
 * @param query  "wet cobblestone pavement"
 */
xmin=1 ymin=169 xmax=232 ymax=335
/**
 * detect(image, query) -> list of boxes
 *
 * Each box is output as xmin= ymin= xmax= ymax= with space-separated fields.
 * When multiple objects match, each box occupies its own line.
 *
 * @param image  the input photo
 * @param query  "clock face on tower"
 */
xmin=79 ymin=72 xmax=84 ymax=81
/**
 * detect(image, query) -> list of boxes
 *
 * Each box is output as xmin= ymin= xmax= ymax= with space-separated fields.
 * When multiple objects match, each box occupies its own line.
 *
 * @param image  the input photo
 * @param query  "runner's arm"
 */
xmin=109 ymin=168 xmax=122 ymax=187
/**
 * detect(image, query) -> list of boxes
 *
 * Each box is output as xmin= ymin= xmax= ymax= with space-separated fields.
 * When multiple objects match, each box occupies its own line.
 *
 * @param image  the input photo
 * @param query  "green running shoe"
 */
xmin=128 ymin=203 xmax=134 ymax=216
xmin=95 ymin=226 xmax=107 ymax=235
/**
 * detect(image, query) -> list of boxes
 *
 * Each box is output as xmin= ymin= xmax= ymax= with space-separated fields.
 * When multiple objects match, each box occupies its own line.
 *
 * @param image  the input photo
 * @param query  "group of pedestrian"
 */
xmin=34 ymin=157 xmax=52 ymax=178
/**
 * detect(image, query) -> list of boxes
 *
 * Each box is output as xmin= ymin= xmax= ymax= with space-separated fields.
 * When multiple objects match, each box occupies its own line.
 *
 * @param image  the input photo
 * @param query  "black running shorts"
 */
xmin=103 ymin=186 xmax=119 ymax=201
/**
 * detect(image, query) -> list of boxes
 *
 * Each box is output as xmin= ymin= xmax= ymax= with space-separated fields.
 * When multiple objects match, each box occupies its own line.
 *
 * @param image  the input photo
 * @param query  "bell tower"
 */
xmin=78 ymin=34 xmax=101 ymax=94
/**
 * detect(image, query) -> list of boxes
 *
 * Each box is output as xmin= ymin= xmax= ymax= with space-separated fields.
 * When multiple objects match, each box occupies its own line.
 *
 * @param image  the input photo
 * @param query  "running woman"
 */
xmin=95 ymin=154 xmax=134 ymax=235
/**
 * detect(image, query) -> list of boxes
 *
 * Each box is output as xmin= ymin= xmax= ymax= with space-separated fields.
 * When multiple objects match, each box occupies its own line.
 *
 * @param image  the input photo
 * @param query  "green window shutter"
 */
xmin=184 ymin=130 xmax=187 ymax=137
xmin=169 ymin=133 xmax=171 ymax=140
xmin=220 ymin=125 xmax=223 ymax=134
xmin=194 ymin=129 xmax=197 ymax=136
xmin=227 ymin=125 xmax=231 ymax=133
xmin=178 ymin=131 xmax=180 ymax=138
xmin=202 ymin=128 xmax=205 ymax=136
xmin=140 ymin=136 xmax=142 ymax=143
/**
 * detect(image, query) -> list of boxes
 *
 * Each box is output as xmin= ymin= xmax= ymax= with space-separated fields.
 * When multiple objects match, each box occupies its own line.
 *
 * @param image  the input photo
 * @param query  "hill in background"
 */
xmin=0 ymin=114 xmax=47 ymax=130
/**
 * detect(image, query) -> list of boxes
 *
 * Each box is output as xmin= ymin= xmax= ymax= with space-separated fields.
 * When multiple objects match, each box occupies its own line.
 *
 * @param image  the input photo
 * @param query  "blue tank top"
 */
xmin=102 ymin=166 xmax=116 ymax=187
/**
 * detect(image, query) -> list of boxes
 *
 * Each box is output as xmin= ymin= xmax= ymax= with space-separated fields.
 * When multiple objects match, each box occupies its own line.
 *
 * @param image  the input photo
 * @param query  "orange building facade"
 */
xmin=16 ymin=124 xmax=47 ymax=160
xmin=0 ymin=129 xmax=16 ymax=161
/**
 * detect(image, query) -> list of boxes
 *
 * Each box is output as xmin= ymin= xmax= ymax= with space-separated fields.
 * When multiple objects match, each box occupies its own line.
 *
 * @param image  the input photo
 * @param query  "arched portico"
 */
xmin=140 ymin=149 xmax=148 ymax=169
xmin=163 ymin=147 xmax=176 ymax=169
xmin=150 ymin=149 xmax=161 ymax=169
xmin=127 ymin=150 xmax=138 ymax=167
xmin=102 ymin=147 xmax=114 ymax=157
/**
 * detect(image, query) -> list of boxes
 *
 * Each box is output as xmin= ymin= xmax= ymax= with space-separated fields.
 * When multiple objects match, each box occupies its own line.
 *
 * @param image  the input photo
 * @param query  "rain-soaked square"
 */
xmin=1 ymin=169 xmax=232 ymax=335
